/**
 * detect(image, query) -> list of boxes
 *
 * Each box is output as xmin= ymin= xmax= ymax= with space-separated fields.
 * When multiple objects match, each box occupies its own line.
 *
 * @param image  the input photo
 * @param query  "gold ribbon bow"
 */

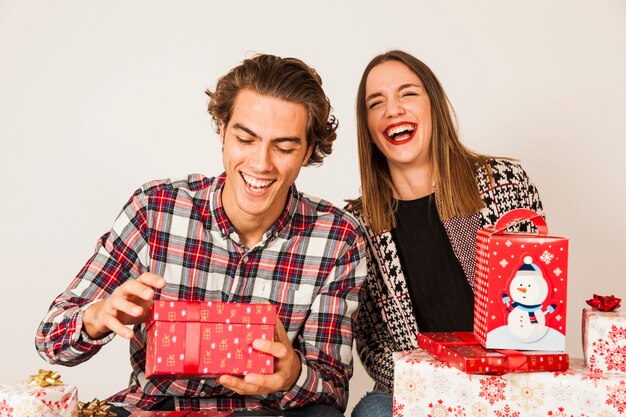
xmin=78 ymin=399 xmax=117 ymax=417
xmin=27 ymin=369 xmax=63 ymax=387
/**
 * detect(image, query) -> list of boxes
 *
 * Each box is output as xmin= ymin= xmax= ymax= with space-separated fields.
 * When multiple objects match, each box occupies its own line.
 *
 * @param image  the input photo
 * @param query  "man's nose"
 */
xmin=250 ymin=144 xmax=272 ymax=171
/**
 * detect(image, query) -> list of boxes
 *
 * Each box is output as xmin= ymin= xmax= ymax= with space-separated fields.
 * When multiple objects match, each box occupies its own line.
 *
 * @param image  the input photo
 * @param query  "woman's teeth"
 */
xmin=385 ymin=124 xmax=415 ymax=140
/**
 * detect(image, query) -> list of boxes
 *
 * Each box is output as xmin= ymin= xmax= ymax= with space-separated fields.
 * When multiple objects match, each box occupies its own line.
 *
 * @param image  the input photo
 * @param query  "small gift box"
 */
xmin=583 ymin=294 xmax=626 ymax=374
xmin=0 ymin=369 xmax=78 ymax=417
xmin=393 ymin=350 xmax=626 ymax=417
xmin=417 ymin=332 xmax=569 ymax=374
xmin=145 ymin=301 xmax=276 ymax=379
xmin=473 ymin=209 xmax=569 ymax=351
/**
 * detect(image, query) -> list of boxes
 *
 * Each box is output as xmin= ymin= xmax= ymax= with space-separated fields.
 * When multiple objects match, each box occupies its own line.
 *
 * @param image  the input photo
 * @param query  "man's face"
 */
xmin=221 ymin=89 xmax=311 ymax=234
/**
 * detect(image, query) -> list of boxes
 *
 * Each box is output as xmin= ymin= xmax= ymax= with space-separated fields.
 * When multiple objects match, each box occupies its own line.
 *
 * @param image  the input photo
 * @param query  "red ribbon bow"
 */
xmin=586 ymin=294 xmax=621 ymax=312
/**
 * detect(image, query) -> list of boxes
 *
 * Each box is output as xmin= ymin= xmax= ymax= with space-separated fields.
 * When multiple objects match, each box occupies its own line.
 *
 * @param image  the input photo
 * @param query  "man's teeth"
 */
xmin=242 ymin=173 xmax=273 ymax=189
xmin=386 ymin=124 xmax=415 ymax=139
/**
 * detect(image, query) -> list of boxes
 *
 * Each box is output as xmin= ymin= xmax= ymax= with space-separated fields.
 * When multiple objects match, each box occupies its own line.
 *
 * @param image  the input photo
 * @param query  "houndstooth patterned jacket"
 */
xmin=348 ymin=159 xmax=543 ymax=392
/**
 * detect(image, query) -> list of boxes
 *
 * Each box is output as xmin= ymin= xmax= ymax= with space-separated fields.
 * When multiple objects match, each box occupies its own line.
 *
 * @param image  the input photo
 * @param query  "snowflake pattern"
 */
xmin=479 ymin=377 xmax=507 ymax=405
xmin=494 ymin=404 xmax=520 ymax=417
xmin=590 ymin=323 xmax=626 ymax=373
xmin=428 ymin=399 xmax=467 ymax=417
xmin=606 ymin=380 xmax=626 ymax=414
xmin=509 ymin=375 xmax=545 ymax=411
xmin=540 ymin=250 xmax=554 ymax=264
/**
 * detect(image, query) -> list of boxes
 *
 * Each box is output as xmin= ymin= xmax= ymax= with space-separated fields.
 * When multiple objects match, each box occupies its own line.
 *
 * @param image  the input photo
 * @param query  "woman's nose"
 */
xmin=385 ymin=99 xmax=405 ymax=118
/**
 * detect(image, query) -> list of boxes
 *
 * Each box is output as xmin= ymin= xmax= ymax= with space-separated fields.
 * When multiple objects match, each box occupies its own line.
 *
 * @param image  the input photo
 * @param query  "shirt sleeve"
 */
xmin=275 ymin=228 xmax=367 ymax=412
xmin=35 ymin=188 xmax=150 ymax=366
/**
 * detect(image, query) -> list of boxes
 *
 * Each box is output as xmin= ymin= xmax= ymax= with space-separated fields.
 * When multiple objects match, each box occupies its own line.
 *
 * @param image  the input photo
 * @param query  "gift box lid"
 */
xmin=146 ymin=301 xmax=277 ymax=329
xmin=418 ymin=332 xmax=569 ymax=374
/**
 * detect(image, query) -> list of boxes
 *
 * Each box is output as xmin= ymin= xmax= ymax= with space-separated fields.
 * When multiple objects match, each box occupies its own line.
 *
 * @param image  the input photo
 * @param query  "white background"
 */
xmin=1 ymin=0 xmax=625 ymax=414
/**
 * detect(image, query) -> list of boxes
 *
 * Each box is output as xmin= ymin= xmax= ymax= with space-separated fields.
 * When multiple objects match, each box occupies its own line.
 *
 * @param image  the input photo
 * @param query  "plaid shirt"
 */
xmin=36 ymin=173 xmax=366 ymax=413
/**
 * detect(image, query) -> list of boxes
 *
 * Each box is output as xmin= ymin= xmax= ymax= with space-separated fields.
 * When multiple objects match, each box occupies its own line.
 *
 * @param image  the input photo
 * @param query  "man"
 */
xmin=36 ymin=54 xmax=366 ymax=417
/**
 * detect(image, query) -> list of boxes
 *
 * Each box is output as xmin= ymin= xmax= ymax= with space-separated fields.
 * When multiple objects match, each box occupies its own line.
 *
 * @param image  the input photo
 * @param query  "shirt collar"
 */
xmin=209 ymin=172 xmax=299 ymax=247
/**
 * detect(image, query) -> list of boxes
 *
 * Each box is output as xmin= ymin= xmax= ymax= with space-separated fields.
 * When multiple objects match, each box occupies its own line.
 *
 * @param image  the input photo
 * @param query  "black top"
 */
xmin=391 ymin=194 xmax=474 ymax=332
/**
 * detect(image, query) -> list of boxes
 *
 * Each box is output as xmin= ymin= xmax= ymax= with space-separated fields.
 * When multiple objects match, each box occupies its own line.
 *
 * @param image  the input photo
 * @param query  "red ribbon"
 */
xmin=586 ymin=294 xmax=621 ymax=312
xmin=184 ymin=303 xmax=201 ymax=374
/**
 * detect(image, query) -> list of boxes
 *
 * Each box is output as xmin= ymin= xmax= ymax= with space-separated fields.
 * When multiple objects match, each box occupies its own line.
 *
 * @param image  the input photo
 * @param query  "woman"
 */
xmin=347 ymin=50 xmax=543 ymax=417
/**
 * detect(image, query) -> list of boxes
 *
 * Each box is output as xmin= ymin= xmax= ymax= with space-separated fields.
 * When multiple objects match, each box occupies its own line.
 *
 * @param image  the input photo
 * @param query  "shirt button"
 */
xmin=242 ymin=255 xmax=249 ymax=263
xmin=199 ymin=391 xmax=206 ymax=397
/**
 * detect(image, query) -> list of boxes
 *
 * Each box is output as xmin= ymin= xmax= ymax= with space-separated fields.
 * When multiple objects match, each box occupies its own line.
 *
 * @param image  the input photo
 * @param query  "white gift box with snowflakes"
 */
xmin=0 ymin=379 xmax=78 ymax=417
xmin=393 ymin=350 xmax=626 ymax=417
xmin=583 ymin=308 xmax=626 ymax=375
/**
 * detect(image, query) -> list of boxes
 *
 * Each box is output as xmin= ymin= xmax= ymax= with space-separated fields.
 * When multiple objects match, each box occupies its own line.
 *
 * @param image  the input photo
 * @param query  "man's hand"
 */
xmin=218 ymin=318 xmax=302 ymax=396
xmin=82 ymin=272 xmax=166 ymax=339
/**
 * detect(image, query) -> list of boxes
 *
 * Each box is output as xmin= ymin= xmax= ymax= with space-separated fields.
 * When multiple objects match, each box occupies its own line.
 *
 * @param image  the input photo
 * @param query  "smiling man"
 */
xmin=36 ymin=54 xmax=366 ymax=417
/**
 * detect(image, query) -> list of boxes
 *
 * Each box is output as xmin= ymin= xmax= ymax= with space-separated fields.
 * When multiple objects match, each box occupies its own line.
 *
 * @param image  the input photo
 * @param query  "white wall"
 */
xmin=1 ymin=0 xmax=625 ymax=414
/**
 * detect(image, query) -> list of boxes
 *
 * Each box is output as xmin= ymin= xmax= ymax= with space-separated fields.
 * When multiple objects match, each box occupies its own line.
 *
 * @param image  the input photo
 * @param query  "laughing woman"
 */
xmin=347 ymin=50 xmax=543 ymax=417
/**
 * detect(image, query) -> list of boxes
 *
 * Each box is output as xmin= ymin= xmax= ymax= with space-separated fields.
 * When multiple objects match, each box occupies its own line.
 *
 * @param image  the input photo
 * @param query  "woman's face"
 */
xmin=365 ymin=60 xmax=432 ymax=170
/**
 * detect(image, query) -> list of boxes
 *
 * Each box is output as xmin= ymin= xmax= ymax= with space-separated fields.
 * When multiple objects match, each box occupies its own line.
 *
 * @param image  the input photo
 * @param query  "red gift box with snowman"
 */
xmin=473 ymin=209 xmax=568 ymax=351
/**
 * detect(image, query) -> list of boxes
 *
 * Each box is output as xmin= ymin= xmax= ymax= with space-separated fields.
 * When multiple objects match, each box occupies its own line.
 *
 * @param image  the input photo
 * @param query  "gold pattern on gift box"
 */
xmin=530 ymin=357 xmax=537 ymax=366
xmin=230 ymin=309 xmax=237 ymax=318
xmin=162 ymin=334 xmax=170 ymax=347
xmin=243 ymin=316 xmax=250 ymax=324
xmin=203 ymin=328 xmax=212 ymax=340
xmin=168 ymin=311 xmax=176 ymax=321
xmin=78 ymin=398 xmax=117 ymax=417
xmin=169 ymin=324 xmax=177 ymax=333
xmin=232 ymin=367 xmax=239 ymax=374
xmin=260 ymin=368 xmax=267 ymax=374
xmin=28 ymin=369 xmax=63 ymax=387
xmin=159 ymin=301 xmax=165 ymax=307
xmin=216 ymin=324 xmax=223 ymax=333
xmin=236 ymin=348 xmax=243 ymax=359
xmin=246 ymin=331 xmax=253 ymax=344
xmin=247 ymin=359 xmax=253 ymax=369
xmin=217 ymin=304 xmax=224 ymax=314
xmin=201 ymin=310 xmax=209 ymax=321
xmin=167 ymin=355 xmax=175 ymax=367
xmin=256 ymin=305 xmax=263 ymax=314
xmin=220 ymin=359 xmax=226 ymax=368
xmin=219 ymin=339 xmax=228 ymax=350
xmin=547 ymin=356 xmax=554 ymax=365
xmin=204 ymin=351 xmax=212 ymax=364
xmin=266 ymin=305 xmax=272 ymax=312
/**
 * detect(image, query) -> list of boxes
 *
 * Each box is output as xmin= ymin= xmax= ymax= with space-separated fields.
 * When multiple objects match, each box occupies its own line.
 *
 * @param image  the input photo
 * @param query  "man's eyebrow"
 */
xmin=272 ymin=137 xmax=303 ymax=145
xmin=232 ymin=123 xmax=303 ymax=145
xmin=365 ymin=83 xmax=423 ymax=102
xmin=232 ymin=123 xmax=258 ymax=138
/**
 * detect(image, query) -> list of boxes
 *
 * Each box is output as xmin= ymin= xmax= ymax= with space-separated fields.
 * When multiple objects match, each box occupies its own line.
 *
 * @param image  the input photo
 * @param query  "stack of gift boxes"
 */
xmin=393 ymin=209 xmax=626 ymax=416
xmin=0 ymin=301 xmax=276 ymax=416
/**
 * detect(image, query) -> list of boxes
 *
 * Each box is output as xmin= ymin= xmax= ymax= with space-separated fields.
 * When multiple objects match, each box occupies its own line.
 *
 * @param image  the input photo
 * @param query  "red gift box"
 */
xmin=145 ymin=301 xmax=276 ymax=379
xmin=130 ymin=412 xmax=232 ymax=416
xmin=417 ymin=332 xmax=569 ymax=374
xmin=473 ymin=209 xmax=568 ymax=351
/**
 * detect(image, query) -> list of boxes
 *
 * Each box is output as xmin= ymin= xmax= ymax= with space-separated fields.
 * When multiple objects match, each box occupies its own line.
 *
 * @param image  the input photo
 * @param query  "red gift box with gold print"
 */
xmin=130 ymin=412 xmax=232 ymax=416
xmin=473 ymin=209 xmax=569 ymax=351
xmin=417 ymin=332 xmax=569 ymax=374
xmin=145 ymin=301 xmax=276 ymax=379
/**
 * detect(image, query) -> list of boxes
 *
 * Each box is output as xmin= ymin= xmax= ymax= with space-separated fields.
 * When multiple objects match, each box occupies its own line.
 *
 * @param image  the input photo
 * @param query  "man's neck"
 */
xmin=220 ymin=181 xmax=287 ymax=249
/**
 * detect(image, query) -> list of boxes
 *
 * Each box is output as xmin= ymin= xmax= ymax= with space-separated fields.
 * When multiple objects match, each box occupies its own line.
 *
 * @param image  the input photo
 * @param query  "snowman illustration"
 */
xmin=501 ymin=256 xmax=557 ymax=343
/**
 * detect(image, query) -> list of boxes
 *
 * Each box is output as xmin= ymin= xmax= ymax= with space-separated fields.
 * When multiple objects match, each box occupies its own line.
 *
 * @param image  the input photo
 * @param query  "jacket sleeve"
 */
xmin=274 ymin=229 xmax=367 ymax=412
xmin=353 ymin=242 xmax=396 ymax=393
xmin=35 ymin=189 xmax=150 ymax=366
